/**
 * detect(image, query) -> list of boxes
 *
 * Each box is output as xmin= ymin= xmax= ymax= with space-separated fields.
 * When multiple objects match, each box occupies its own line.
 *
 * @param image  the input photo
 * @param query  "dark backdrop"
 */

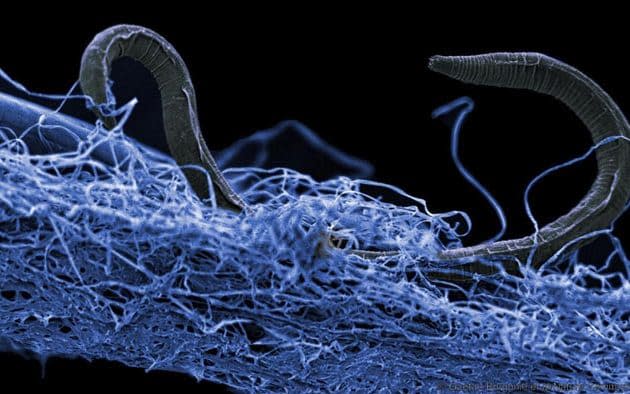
xmin=0 ymin=8 xmax=626 ymax=391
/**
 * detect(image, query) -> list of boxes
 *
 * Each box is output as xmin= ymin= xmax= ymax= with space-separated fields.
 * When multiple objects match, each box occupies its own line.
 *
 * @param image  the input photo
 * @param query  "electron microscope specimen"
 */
xmin=0 ymin=25 xmax=628 ymax=393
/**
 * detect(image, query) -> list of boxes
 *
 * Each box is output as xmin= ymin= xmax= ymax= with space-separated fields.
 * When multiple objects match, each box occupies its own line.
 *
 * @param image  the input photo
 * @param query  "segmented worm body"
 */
xmin=80 ymin=25 xmax=630 ymax=280
xmin=80 ymin=25 xmax=247 ymax=212
xmin=429 ymin=53 xmax=630 ymax=276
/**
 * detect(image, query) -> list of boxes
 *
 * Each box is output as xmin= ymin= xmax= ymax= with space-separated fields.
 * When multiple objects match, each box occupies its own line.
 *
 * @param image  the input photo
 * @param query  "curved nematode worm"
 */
xmin=80 ymin=25 xmax=630 ymax=278
xmin=429 ymin=54 xmax=630 ymax=273
xmin=80 ymin=25 xmax=248 ymax=212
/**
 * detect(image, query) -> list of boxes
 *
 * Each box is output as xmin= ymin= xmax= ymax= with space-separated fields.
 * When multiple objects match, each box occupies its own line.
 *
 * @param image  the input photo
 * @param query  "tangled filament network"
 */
xmin=0 ymin=78 xmax=629 ymax=393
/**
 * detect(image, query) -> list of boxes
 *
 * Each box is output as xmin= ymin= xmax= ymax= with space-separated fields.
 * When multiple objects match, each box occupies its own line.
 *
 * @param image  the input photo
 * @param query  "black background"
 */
xmin=0 ymin=7 xmax=627 ymax=391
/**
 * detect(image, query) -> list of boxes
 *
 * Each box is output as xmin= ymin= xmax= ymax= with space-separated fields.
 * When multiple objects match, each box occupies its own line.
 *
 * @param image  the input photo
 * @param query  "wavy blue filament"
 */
xmin=432 ymin=96 xmax=507 ymax=243
xmin=216 ymin=120 xmax=374 ymax=181
xmin=0 ymin=70 xmax=629 ymax=393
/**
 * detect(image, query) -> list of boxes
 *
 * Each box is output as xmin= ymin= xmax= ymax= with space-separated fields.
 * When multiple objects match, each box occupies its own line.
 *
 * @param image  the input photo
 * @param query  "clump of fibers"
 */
xmin=0 ymin=74 xmax=628 ymax=393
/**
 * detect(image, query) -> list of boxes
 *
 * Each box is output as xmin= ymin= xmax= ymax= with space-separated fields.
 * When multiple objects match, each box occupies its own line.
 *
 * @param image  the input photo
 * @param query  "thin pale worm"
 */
xmin=80 ymin=24 xmax=248 ymax=212
xmin=427 ymin=53 xmax=630 ymax=280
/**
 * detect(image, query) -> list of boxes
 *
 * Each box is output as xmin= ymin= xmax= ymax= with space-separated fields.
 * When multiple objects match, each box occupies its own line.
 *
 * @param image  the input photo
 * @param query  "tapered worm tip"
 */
xmin=428 ymin=55 xmax=454 ymax=76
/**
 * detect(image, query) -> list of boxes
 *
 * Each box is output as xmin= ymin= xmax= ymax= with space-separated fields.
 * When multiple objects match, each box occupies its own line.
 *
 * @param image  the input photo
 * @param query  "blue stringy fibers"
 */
xmin=0 ymin=75 xmax=628 ymax=393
